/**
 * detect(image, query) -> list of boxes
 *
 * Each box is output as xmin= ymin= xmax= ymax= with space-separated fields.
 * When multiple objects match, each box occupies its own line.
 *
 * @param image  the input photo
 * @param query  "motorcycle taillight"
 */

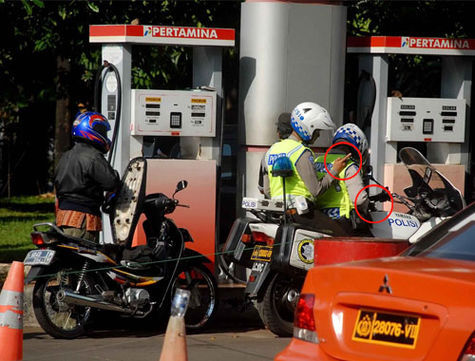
xmin=241 ymin=234 xmax=252 ymax=244
xmin=251 ymin=231 xmax=274 ymax=246
xmin=31 ymin=233 xmax=45 ymax=246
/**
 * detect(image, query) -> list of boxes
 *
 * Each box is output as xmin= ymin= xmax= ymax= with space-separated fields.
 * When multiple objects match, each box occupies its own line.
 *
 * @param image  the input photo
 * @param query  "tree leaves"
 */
xmin=20 ymin=0 xmax=32 ymax=15
xmin=31 ymin=0 xmax=44 ymax=8
xmin=88 ymin=2 xmax=99 ymax=13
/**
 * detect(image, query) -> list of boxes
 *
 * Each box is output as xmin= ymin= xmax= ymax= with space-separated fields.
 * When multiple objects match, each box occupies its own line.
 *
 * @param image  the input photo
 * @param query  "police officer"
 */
xmin=258 ymin=112 xmax=293 ymax=196
xmin=54 ymin=112 xmax=120 ymax=243
xmin=262 ymin=102 xmax=351 ymax=234
xmin=314 ymin=123 xmax=370 ymax=235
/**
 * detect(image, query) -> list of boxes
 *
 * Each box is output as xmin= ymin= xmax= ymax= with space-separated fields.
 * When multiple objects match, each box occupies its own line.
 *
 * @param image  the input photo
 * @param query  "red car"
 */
xmin=275 ymin=202 xmax=475 ymax=361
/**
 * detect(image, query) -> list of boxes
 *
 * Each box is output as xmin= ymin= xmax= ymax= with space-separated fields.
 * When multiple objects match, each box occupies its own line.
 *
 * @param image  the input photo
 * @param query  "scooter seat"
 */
xmin=120 ymin=245 xmax=166 ymax=276
xmin=119 ymin=259 xmax=165 ymax=277
xmin=120 ymin=259 xmax=150 ymax=270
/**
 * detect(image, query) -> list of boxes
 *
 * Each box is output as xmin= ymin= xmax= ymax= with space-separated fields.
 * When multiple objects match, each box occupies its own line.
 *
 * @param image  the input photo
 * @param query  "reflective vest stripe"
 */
xmin=315 ymin=153 xmax=354 ymax=219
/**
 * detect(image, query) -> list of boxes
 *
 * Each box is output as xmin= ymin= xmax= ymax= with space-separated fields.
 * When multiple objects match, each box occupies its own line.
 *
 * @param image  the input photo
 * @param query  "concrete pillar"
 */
xmin=238 ymin=1 xmax=347 ymax=204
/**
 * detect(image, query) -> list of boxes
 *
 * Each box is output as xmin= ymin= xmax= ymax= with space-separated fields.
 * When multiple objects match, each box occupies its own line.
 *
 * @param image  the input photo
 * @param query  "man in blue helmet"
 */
xmin=54 ymin=112 xmax=120 ymax=242
xmin=314 ymin=123 xmax=370 ymax=235
xmin=262 ymin=102 xmax=351 ymax=234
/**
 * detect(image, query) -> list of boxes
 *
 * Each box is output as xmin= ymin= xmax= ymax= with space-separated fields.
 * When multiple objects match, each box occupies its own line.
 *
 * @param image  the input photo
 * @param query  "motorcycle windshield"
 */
xmin=399 ymin=147 xmax=464 ymax=216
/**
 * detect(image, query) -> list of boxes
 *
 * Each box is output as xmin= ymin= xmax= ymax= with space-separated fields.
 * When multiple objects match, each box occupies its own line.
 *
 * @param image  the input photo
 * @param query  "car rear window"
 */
xmin=418 ymin=222 xmax=475 ymax=261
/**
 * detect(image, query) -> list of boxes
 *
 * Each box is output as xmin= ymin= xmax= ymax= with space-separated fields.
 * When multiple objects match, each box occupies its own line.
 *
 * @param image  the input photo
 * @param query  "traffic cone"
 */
xmin=159 ymin=289 xmax=190 ymax=361
xmin=0 ymin=261 xmax=24 ymax=361
xmin=159 ymin=315 xmax=188 ymax=361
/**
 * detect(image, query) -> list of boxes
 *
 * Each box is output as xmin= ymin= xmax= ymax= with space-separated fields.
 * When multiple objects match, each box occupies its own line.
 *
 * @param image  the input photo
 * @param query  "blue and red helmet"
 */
xmin=72 ymin=112 xmax=111 ymax=153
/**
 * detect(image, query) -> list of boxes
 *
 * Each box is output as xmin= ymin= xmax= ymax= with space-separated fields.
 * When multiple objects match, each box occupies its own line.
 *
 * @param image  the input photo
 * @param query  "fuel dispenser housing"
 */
xmin=348 ymin=35 xmax=473 ymax=208
xmin=89 ymin=24 xmax=235 ymax=269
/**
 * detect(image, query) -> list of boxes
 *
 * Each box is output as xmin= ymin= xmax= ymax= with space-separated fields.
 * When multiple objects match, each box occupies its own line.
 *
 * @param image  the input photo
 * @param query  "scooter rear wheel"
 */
xmin=256 ymin=273 xmax=303 ymax=337
xmin=32 ymin=267 xmax=95 ymax=339
xmin=172 ymin=263 xmax=218 ymax=330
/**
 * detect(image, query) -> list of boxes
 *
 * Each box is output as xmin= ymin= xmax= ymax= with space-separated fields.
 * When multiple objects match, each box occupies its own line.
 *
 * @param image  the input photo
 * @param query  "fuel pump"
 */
xmin=348 ymin=35 xmax=474 ymax=209
xmin=89 ymin=24 xmax=235 ymax=274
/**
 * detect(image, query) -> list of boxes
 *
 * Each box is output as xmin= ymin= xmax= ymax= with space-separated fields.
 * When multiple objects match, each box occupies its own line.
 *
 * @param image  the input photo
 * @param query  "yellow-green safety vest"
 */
xmin=314 ymin=153 xmax=355 ymax=219
xmin=267 ymin=139 xmax=314 ymax=201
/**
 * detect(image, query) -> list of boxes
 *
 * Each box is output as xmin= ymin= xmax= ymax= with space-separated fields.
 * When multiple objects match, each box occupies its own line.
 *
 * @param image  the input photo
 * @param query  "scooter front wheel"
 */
xmin=172 ymin=263 xmax=218 ymax=330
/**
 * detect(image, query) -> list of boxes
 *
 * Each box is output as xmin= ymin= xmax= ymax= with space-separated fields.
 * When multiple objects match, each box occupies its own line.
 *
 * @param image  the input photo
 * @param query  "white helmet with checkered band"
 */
xmin=290 ymin=102 xmax=335 ymax=142
xmin=332 ymin=123 xmax=368 ymax=162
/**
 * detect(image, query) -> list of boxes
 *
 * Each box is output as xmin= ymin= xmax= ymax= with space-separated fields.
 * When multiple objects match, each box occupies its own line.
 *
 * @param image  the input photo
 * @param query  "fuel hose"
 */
xmin=93 ymin=61 xmax=122 ymax=164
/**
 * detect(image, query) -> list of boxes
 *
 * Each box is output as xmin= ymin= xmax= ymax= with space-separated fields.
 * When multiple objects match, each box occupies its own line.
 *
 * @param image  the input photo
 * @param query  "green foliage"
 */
xmin=88 ymin=2 xmax=99 ymax=13
xmin=345 ymin=0 xmax=475 ymax=109
xmin=31 ymin=0 xmax=44 ymax=8
xmin=347 ymin=0 xmax=475 ymax=38
xmin=0 ymin=0 xmax=240 ymax=196
xmin=0 ymin=195 xmax=55 ymax=263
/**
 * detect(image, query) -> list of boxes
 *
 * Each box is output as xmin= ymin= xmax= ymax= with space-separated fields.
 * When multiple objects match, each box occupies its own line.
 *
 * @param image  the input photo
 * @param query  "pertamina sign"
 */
xmin=90 ymin=24 xmax=235 ymax=47
xmin=401 ymin=37 xmax=473 ymax=50
xmin=347 ymin=36 xmax=475 ymax=56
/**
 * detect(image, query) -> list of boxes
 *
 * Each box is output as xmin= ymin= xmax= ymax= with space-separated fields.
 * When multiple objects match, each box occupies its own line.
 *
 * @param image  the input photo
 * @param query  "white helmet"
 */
xmin=290 ymin=102 xmax=335 ymax=142
xmin=332 ymin=123 xmax=369 ymax=162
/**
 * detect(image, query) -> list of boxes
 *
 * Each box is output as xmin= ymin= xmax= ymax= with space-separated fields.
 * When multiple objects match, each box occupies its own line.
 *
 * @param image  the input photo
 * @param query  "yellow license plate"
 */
xmin=250 ymin=245 xmax=273 ymax=262
xmin=352 ymin=309 xmax=420 ymax=349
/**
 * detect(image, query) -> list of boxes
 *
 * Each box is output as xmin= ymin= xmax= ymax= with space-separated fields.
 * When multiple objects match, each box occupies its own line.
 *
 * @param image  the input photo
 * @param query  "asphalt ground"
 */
xmin=22 ymin=286 xmax=292 ymax=361
xmin=24 ymin=327 xmax=290 ymax=361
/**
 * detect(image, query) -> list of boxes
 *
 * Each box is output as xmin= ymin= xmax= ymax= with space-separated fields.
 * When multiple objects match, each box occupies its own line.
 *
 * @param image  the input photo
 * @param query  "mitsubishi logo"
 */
xmin=378 ymin=274 xmax=392 ymax=294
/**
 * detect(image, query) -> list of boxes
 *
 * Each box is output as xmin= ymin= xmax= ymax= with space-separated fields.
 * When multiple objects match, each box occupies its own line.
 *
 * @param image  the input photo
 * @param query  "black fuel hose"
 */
xmin=93 ymin=61 xmax=122 ymax=164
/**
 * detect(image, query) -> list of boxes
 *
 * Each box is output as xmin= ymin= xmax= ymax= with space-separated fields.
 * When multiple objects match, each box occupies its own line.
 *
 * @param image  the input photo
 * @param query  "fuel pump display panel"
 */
xmin=386 ymin=97 xmax=465 ymax=142
xmin=131 ymin=89 xmax=216 ymax=137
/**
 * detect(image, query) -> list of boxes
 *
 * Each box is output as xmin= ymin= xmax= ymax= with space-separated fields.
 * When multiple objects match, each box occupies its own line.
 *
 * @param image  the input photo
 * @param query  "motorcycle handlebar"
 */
xmin=369 ymin=191 xmax=391 ymax=203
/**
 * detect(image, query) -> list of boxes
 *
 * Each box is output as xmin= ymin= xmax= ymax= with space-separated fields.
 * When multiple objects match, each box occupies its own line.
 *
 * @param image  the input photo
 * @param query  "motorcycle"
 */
xmin=222 ymin=147 xmax=465 ymax=336
xmin=24 ymin=157 xmax=217 ymax=339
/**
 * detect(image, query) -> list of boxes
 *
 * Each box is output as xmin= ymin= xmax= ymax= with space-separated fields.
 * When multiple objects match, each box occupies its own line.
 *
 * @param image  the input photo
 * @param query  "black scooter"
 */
xmin=24 ymin=157 xmax=217 ymax=339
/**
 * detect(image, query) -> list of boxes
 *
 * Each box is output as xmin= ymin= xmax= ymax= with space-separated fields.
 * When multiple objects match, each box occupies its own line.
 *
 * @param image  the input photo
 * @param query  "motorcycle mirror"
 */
xmin=175 ymin=180 xmax=188 ymax=193
xmin=272 ymin=156 xmax=293 ymax=178
xmin=363 ymin=164 xmax=373 ymax=178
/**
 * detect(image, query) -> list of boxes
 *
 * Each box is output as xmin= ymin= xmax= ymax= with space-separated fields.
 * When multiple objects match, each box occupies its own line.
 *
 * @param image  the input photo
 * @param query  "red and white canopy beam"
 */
xmin=348 ymin=36 xmax=475 ymax=56
xmin=90 ymin=24 xmax=235 ymax=47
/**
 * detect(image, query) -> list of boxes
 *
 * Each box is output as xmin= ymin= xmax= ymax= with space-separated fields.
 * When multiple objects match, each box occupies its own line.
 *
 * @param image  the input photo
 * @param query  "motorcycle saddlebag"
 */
xmin=271 ymin=223 xmax=324 ymax=275
xmin=222 ymin=217 xmax=258 ymax=268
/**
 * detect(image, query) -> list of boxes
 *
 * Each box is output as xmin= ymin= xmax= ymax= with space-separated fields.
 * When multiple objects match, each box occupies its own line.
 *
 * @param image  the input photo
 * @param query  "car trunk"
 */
xmin=304 ymin=257 xmax=475 ymax=361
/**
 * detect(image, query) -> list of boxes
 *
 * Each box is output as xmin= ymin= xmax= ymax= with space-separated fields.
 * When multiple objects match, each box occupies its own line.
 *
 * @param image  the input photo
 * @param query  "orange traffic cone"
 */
xmin=159 ymin=315 xmax=188 ymax=361
xmin=0 ymin=261 xmax=24 ymax=361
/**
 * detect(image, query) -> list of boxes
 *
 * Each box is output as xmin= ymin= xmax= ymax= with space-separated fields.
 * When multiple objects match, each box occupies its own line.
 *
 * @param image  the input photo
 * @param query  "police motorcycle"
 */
xmin=222 ymin=147 xmax=465 ymax=336
xmin=24 ymin=158 xmax=217 ymax=339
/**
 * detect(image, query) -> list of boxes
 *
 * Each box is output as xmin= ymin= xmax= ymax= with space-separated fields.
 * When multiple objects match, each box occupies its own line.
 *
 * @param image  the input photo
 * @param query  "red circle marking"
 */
xmin=324 ymin=142 xmax=362 ymax=181
xmin=355 ymin=184 xmax=394 ymax=224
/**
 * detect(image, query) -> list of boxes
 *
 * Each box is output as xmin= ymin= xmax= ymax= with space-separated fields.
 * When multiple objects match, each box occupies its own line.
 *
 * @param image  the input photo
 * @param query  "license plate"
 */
xmin=352 ymin=309 xmax=420 ymax=349
xmin=250 ymin=245 xmax=272 ymax=262
xmin=24 ymin=250 xmax=55 ymax=266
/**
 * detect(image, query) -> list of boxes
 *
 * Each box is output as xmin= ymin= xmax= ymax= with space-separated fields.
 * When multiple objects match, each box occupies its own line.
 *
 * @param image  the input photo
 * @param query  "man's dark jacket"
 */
xmin=55 ymin=142 xmax=120 ymax=216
